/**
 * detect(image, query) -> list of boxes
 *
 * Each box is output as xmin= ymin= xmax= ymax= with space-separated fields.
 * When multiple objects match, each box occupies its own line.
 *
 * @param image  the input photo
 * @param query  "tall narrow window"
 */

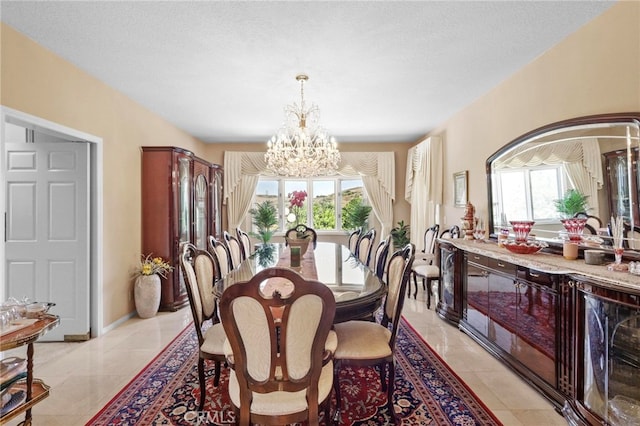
xmin=341 ymin=179 xmax=367 ymax=230
xmin=254 ymin=180 xmax=279 ymax=232
xmin=312 ymin=180 xmax=336 ymax=230
xmin=284 ymin=180 xmax=308 ymax=228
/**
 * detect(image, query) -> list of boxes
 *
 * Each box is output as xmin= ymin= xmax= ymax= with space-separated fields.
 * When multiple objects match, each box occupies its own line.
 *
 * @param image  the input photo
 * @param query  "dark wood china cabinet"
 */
xmin=141 ymin=147 xmax=223 ymax=311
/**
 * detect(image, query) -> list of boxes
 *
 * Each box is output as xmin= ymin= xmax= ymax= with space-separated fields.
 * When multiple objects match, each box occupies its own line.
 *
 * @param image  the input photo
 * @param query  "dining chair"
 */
xmin=208 ymin=235 xmax=231 ymax=279
xmin=223 ymin=231 xmax=244 ymax=269
xmin=219 ymin=267 xmax=337 ymax=426
xmin=440 ymin=225 xmax=461 ymax=239
xmin=409 ymin=224 xmax=439 ymax=298
xmin=285 ymin=224 xmax=318 ymax=248
xmin=347 ymin=229 xmax=361 ymax=255
xmin=356 ymin=228 xmax=376 ymax=268
xmin=412 ymin=226 xmax=459 ymax=309
xmin=372 ymin=236 xmax=391 ymax=280
xmin=236 ymin=227 xmax=252 ymax=260
xmin=332 ymin=244 xmax=415 ymax=424
xmin=179 ymin=243 xmax=227 ymax=410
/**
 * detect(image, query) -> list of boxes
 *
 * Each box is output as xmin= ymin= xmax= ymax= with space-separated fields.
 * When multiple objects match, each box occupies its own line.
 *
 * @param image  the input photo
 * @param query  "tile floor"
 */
xmin=3 ymin=289 xmax=566 ymax=425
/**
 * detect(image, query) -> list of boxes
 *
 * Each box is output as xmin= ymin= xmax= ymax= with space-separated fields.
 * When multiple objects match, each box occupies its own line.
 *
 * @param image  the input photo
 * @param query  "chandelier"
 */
xmin=265 ymin=74 xmax=341 ymax=177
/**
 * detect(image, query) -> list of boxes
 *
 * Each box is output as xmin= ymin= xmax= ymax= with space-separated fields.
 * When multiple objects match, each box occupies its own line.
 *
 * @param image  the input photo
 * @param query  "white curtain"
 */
xmin=224 ymin=152 xmax=265 ymax=232
xmin=405 ymin=136 xmax=443 ymax=247
xmin=495 ymin=138 xmax=603 ymax=217
xmin=223 ymin=151 xmax=395 ymax=237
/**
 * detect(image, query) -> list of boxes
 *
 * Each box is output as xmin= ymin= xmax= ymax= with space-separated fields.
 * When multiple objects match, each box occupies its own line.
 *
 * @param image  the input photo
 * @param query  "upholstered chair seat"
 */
xmin=333 ymin=321 xmax=392 ymax=359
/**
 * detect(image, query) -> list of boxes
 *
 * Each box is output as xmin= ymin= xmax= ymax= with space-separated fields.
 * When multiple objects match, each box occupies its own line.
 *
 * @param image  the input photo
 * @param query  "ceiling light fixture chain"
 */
xmin=265 ymin=74 xmax=340 ymax=177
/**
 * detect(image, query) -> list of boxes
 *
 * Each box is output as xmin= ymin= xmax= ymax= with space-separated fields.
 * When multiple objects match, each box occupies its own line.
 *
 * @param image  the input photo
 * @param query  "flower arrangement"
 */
xmin=132 ymin=254 xmax=174 ymax=279
xmin=287 ymin=190 xmax=307 ymax=225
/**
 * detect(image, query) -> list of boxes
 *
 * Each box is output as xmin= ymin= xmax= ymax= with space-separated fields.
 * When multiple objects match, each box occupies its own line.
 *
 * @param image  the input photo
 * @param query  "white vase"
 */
xmin=134 ymin=274 xmax=161 ymax=318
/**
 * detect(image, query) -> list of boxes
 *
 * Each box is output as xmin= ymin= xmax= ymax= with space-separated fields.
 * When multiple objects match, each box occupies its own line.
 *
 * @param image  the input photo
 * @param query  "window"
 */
xmin=252 ymin=177 xmax=366 ymax=232
xmin=496 ymin=166 xmax=564 ymax=223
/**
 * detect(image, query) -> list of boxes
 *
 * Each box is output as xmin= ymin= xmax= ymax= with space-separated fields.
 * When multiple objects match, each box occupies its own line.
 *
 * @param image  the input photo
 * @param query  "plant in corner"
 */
xmin=248 ymin=200 xmax=278 ymax=245
xmin=390 ymin=220 xmax=410 ymax=250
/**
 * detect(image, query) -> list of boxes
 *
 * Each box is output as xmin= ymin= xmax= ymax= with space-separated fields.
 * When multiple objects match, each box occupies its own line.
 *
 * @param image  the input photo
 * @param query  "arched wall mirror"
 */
xmin=487 ymin=113 xmax=640 ymax=252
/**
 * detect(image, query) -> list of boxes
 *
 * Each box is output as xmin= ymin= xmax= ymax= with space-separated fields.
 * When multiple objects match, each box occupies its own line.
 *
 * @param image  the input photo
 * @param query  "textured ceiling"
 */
xmin=1 ymin=1 xmax=614 ymax=143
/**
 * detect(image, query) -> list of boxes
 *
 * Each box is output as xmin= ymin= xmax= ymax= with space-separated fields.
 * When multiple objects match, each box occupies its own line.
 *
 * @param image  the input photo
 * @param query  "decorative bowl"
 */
xmin=503 ymin=240 xmax=548 ymax=255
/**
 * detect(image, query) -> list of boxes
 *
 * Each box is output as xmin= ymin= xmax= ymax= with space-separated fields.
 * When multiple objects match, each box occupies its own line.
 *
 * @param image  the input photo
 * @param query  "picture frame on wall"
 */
xmin=454 ymin=171 xmax=468 ymax=208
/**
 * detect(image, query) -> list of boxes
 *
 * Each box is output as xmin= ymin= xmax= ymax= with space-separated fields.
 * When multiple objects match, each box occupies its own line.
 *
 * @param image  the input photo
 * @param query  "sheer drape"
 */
xmin=495 ymin=138 xmax=603 ymax=216
xmin=223 ymin=151 xmax=395 ymax=236
xmin=405 ymin=136 xmax=443 ymax=247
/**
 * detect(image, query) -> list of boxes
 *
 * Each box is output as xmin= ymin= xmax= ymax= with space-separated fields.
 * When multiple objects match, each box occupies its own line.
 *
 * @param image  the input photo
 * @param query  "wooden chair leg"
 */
xmin=411 ymin=273 xmax=418 ymax=298
xmin=197 ymin=358 xmax=206 ymax=410
xmin=333 ymin=362 xmax=343 ymax=424
xmin=386 ymin=360 xmax=397 ymax=424
xmin=213 ymin=360 xmax=221 ymax=387
xmin=424 ymin=277 xmax=431 ymax=309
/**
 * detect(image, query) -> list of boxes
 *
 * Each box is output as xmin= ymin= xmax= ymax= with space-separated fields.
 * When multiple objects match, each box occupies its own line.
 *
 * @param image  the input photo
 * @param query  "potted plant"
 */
xmin=132 ymin=254 xmax=173 ymax=318
xmin=248 ymin=200 xmax=278 ymax=245
xmin=342 ymin=197 xmax=372 ymax=232
xmin=554 ymin=189 xmax=589 ymax=241
xmin=390 ymin=220 xmax=410 ymax=251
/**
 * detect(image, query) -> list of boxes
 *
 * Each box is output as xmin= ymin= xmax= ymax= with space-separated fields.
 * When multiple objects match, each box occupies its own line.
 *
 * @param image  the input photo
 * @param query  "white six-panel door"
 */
xmin=5 ymin=139 xmax=89 ymax=341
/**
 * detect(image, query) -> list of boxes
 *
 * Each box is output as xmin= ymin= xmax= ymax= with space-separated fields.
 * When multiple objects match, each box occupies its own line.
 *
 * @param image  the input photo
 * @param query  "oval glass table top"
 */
xmin=214 ymin=242 xmax=386 ymax=323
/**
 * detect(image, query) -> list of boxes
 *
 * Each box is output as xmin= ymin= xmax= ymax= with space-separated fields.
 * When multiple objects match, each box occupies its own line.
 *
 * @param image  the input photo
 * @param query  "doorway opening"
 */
xmin=1 ymin=106 xmax=103 ymax=339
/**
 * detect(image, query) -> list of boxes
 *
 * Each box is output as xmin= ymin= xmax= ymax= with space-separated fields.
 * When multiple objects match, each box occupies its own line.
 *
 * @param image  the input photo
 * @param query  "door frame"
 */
xmin=1 ymin=106 xmax=104 ymax=337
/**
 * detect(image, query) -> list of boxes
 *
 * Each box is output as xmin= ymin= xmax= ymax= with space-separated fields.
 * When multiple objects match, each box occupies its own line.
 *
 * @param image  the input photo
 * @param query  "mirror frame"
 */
xmin=486 ymin=112 xmax=640 ymax=255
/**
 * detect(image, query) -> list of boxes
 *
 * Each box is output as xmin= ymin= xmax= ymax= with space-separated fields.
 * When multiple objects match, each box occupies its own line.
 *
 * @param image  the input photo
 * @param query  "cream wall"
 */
xmin=0 ymin=24 xmax=210 ymax=327
xmin=1 ymin=1 xmax=638 ymax=331
xmin=424 ymin=1 xmax=640 ymax=231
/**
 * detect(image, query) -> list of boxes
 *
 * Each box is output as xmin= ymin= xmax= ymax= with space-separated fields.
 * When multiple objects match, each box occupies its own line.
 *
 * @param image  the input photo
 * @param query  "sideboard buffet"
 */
xmin=435 ymin=238 xmax=640 ymax=425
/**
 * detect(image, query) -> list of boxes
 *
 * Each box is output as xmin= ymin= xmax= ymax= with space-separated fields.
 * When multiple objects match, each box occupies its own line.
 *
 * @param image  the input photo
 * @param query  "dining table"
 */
xmin=213 ymin=241 xmax=386 ymax=323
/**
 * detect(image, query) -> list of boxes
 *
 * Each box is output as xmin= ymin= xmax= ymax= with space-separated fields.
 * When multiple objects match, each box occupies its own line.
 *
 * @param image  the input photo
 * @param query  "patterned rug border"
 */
xmin=398 ymin=318 xmax=502 ymax=425
xmin=87 ymin=316 xmax=503 ymax=425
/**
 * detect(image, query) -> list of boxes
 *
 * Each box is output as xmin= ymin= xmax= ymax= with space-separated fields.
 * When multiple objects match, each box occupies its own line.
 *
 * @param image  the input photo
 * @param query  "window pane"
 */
xmin=530 ymin=169 xmax=561 ymax=220
xmin=284 ymin=181 xmax=308 ymax=227
xmin=312 ymin=180 xmax=336 ymax=230
xmin=254 ymin=180 xmax=280 ymax=231
xmin=341 ymin=179 xmax=367 ymax=230
xmin=500 ymin=170 xmax=528 ymax=221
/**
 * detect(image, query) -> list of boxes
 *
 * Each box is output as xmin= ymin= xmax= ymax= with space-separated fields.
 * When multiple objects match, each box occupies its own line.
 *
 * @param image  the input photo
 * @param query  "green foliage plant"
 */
xmin=249 ymin=200 xmax=278 ymax=244
xmin=342 ymin=197 xmax=372 ymax=231
xmin=390 ymin=220 xmax=410 ymax=249
xmin=553 ymin=189 xmax=589 ymax=219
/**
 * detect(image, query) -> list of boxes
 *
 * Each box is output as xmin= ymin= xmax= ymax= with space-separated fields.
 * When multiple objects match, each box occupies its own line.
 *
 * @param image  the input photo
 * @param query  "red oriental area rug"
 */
xmin=87 ymin=318 xmax=501 ymax=425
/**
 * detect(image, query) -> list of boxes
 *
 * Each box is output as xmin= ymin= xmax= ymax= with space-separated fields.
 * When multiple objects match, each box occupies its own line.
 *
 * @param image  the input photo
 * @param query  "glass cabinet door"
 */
xmin=211 ymin=168 xmax=223 ymax=238
xmin=178 ymin=156 xmax=191 ymax=244
xmin=582 ymin=292 xmax=640 ymax=425
xmin=194 ymin=174 xmax=208 ymax=249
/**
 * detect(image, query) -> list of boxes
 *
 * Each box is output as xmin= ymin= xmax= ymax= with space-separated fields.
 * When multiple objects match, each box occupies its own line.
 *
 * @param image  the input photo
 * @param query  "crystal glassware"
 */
xmin=614 ymin=247 xmax=624 ymax=265
xmin=510 ymin=220 xmax=535 ymax=243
